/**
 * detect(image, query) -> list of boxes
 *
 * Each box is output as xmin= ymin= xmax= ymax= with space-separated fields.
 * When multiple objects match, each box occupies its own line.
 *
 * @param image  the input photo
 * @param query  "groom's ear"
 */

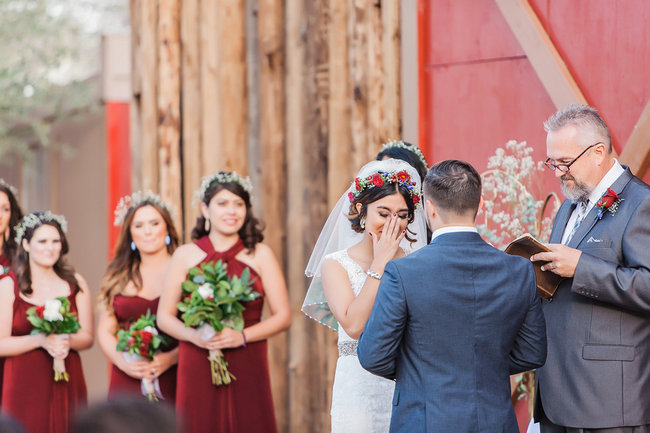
xmin=425 ymin=198 xmax=436 ymax=220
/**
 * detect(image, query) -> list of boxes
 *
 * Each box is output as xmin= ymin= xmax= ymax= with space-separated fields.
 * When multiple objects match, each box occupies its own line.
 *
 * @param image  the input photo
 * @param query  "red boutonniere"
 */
xmin=595 ymin=188 xmax=622 ymax=220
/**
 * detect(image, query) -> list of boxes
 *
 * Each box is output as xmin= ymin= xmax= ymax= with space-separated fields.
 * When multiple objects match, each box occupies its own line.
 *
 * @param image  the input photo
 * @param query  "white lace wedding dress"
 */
xmin=327 ymin=249 xmax=395 ymax=433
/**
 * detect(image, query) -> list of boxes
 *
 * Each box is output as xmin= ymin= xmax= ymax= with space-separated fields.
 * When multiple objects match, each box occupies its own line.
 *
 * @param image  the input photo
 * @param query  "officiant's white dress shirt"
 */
xmin=430 ymin=226 xmax=478 ymax=243
xmin=560 ymin=160 xmax=624 ymax=244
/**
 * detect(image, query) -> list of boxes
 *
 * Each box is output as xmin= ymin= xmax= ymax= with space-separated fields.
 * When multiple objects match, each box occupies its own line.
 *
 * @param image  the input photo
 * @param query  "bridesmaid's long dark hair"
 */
xmin=99 ymin=201 xmax=180 ymax=312
xmin=0 ymin=183 xmax=24 ymax=262
xmin=14 ymin=214 xmax=78 ymax=296
xmin=191 ymin=178 xmax=264 ymax=253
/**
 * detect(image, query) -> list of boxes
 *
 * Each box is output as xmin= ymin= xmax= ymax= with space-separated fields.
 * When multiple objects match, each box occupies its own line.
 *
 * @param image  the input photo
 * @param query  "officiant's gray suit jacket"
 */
xmin=358 ymin=232 xmax=547 ymax=433
xmin=534 ymin=168 xmax=650 ymax=428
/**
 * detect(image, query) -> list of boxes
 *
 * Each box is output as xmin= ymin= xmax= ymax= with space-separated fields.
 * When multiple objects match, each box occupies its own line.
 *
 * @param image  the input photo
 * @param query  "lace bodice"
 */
xmin=324 ymin=250 xmax=367 ymax=344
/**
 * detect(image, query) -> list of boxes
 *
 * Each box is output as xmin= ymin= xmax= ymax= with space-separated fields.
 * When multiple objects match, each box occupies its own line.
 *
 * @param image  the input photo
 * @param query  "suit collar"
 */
xmin=566 ymin=168 xmax=634 ymax=248
xmin=430 ymin=231 xmax=485 ymax=245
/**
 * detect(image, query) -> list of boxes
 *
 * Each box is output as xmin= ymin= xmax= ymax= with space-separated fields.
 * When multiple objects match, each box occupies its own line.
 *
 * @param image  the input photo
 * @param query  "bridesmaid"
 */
xmin=0 ymin=211 xmax=93 ymax=433
xmin=157 ymin=171 xmax=291 ymax=433
xmin=97 ymin=191 xmax=180 ymax=402
xmin=0 ymin=179 xmax=24 ymax=406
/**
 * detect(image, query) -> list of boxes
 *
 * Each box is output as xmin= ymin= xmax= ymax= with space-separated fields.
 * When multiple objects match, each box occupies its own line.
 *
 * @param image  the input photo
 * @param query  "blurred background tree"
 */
xmin=0 ymin=0 xmax=127 ymax=163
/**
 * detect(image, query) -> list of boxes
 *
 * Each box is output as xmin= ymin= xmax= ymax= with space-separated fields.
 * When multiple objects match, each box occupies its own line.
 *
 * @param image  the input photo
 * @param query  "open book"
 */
xmin=504 ymin=234 xmax=565 ymax=299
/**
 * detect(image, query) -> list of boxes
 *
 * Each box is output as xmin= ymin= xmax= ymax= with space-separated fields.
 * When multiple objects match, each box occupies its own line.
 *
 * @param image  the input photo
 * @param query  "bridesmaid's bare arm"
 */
xmin=0 ymin=277 xmax=46 ymax=356
xmin=213 ymin=243 xmax=291 ymax=349
xmin=157 ymin=244 xmax=209 ymax=348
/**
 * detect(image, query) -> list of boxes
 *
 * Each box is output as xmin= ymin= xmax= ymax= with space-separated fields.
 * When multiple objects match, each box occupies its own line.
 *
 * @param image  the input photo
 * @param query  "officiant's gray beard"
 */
xmin=561 ymin=174 xmax=593 ymax=203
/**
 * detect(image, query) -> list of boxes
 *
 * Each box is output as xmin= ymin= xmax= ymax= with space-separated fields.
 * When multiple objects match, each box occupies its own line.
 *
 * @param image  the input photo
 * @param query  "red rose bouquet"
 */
xmin=177 ymin=260 xmax=259 ymax=386
xmin=115 ymin=310 xmax=170 ymax=401
xmin=26 ymin=297 xmax=81 ymax=382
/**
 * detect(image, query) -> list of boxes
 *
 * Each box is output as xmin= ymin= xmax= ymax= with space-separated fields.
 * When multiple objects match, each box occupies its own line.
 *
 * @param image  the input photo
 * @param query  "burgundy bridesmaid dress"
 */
xmin=175 ymin=237 xmax=277 ymax=433
xmin=108 ymin=294 xmax=177 ymax=403
xmin=1 ymin=280 xmax=87 ymax=433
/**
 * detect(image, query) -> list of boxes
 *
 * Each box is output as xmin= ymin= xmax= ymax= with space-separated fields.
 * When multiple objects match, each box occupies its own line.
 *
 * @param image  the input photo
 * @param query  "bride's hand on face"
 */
xmin=369 ymin=214 xmax=405 ymax=268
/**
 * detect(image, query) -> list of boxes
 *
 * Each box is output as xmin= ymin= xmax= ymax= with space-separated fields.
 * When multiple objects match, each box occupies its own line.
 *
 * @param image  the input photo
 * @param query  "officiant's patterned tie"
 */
xmin=565 ymin=202 xmax=588 ymax=245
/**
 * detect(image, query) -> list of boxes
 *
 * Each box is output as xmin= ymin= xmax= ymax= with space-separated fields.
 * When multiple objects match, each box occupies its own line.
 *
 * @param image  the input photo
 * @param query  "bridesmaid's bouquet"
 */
xmin=26 ymin=297 xmax=81 ymax=382
xmin=177 ymin=260 xmax=259 ymax=386
xmin=115 ymin=310 xmax=170 ymax=401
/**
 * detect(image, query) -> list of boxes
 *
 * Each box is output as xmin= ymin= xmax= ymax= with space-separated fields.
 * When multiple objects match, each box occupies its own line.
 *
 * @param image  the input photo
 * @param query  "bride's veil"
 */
xmin=302 ymin=159 xmax=428 ymax=330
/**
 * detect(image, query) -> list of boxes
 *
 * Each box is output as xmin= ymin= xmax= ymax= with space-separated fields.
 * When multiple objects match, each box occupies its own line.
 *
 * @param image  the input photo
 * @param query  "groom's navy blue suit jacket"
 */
xmin=358 ymin=231 xmax=547 ymax=433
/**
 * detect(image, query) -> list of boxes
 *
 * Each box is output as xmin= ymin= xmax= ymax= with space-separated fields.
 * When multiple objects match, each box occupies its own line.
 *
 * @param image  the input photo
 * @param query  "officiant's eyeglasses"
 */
xmin=544 ymin=142 xmax=602 ymax=172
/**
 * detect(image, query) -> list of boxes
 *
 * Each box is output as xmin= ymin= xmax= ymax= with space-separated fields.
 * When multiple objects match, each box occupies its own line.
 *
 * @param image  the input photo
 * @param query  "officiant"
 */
xmin=531 ymin=104 xmax=650 ymax=433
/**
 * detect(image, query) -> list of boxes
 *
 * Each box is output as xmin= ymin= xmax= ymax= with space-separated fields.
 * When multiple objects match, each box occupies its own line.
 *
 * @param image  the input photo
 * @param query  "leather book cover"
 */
xmin=504 ymin=234 xmax=565 ymax=299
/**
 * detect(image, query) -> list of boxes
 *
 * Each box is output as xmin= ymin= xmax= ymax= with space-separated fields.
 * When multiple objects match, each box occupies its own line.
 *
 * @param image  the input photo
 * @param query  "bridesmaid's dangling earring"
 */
xmin=130 ymin=241 xmax=137 ymax=251
xmin=204 ymin=218 xmax=211 ymax=233
xmin=360 ymin=218 xmax=366 ymax=230
xmin=165 ymin=234 xmax=171 ymax=246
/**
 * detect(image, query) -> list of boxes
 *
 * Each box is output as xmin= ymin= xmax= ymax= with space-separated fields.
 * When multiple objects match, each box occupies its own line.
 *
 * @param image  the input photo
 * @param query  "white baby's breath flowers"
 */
xmin=197 ymin=283 xmax=214 ymax=300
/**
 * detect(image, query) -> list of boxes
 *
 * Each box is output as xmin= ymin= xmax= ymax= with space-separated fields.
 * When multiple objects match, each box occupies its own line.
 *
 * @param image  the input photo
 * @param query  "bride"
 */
xmin=303 ymin=159 xmax=427 ymax=432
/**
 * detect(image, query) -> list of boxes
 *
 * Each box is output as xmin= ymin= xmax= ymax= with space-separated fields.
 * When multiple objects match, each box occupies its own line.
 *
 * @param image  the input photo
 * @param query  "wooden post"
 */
xmin=200 ymin=0 xmax=221 ymax=176
xmin=349 ymin=0 xmax=370 ymax=172
xmin=140 ymin=0 xmax=159 ymax=191
xmin=367 ymin=0 xmax=386 ymax=157
xmin=157 ymin=0 xmax=182 ymax=227
xmin=181 ymin=0 xmax=202 ymax=239
xmin=619 ymin=99 xmax=650 ymax=177
xmin=130 ymin=0 xmax=143 ymax=192
xmin=218 ymin=0 xmax=248 ymax=173
xmin=257 ymin=0 xmax=288 ymax=431
xmin=328 ymin=0 xmax=353 ymax=206
xmin=286 ymin=1 xmax=337 ymax=431
xmin=382 ymin=0 xmax=402 ymax=139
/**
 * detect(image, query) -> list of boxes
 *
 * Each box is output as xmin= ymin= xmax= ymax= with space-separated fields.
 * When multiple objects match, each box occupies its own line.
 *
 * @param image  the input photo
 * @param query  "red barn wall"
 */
xmin=419 ymin=0 xmax=650 ymax=190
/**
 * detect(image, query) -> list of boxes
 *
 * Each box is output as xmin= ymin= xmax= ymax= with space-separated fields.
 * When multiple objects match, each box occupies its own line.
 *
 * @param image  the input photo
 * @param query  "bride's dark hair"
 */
xmin=347 ymin=182 xmax=417 ymax=243
xmin=191 ymin=181 xmax=264 ymax=253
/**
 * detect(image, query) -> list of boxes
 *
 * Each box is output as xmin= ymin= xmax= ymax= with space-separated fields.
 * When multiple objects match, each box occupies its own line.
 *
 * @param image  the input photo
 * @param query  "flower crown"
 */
xmin=348 ymin=170 xmax=422 ymax=208
xmin=113 ymin=190 xmax=175 ymax=227
xmin=0 ymin=178 xmax=18 ymax=196
xmin=14 ymin=212 xmax=68 ymax=244
xmin=382 ymin=140 xmax=428 ymax=169
xmin=193 ymin=171 xmax=253 ymax=204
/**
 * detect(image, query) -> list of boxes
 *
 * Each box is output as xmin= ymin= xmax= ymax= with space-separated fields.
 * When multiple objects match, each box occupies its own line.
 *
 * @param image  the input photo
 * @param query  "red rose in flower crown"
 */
xmin=396 ymin=171 xmax=410 ymax=182
xmin=595 ymin=188 xmax=622 ymax=220
xmin=371 ymin=173 xmax=384 ymax=187
xmin=413 ymin=194 xmax=421 ymax=204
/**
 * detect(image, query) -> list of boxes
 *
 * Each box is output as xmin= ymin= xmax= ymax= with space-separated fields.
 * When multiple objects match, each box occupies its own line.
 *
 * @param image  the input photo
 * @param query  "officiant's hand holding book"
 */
xmin=504 ymin=234 xmax=565 ymax=299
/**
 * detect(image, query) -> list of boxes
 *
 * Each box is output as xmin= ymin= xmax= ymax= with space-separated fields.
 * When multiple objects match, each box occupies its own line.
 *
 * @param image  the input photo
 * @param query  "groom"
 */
xmin=358 ymin=159 xmax=547 ymax=433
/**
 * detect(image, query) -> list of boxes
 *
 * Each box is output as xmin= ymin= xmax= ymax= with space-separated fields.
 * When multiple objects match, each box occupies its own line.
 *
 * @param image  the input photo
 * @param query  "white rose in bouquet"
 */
xmin=197 ymin=283 xmax=214 ymax=300
xmin=43 ymin=299 xmax=64 ymax=321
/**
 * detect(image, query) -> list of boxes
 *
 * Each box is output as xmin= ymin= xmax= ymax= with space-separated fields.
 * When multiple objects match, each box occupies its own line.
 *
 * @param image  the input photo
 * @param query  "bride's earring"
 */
xmin=360 ymin=218 xmax=366 ymax=230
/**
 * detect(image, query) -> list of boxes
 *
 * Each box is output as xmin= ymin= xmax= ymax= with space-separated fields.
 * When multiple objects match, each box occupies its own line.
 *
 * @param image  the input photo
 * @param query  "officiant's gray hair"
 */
xmin=424 ymin=160 xmax=481 ymax=217
xmin=543 ymin=104 xmax=612 ymax=153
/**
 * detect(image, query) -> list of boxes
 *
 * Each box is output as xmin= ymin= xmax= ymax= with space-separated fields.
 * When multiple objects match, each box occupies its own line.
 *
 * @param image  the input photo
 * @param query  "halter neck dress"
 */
xmin=175 ymin=237 xmax=277 ymax=433
xmin=1 ymin=279 xmax=87 ymax=433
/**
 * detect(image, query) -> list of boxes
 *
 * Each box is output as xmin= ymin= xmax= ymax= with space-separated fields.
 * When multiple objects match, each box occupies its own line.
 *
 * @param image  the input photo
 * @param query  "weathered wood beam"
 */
xmin=349 ymin=0 xmax=370 ymax=171
xmin=619 ymin=99 xmax=650 ymax=178
xmin=140 ymin=0 xmax=159 ymax=191
xmin=367 ymin=1 xmax=386 ymax=156
xmin=382 ymin=0 xmax=402 ymax=140
xmin=327 ymin=0 xmax=352 ymax=207
xmin=200 ymin=0 xmax=221 ymax=175
xmin=494 ymin=0 xmax=587 ymax=109
xmin=129 ymin=0 xmax=143 ymax=192
xmin=218 ymin=0 xmax=248 ymax=173
xmin=157 ymin=0 xmax=182 ymax=228
xmin=257 ymin=0 xmax=288 ymax=431
xmin=180 ymin=0 xmax=202 ymax=239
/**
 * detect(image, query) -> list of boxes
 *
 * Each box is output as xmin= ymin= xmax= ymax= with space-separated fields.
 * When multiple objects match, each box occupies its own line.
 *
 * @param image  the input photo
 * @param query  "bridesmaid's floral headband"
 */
xmin=193 ymin=171 xmax=253 ymax=204
xmin=0 ymin=178 xmax=18 ymax=196
xmin=348 ymin=170 xmax=422 ymax=208
xmin=14 ymin=212 xmax=68 ymax=244
xmin=113 ymin=190 xmax=175 ymax=227
xmin=382 ymin=140 xmax=428 ymax=169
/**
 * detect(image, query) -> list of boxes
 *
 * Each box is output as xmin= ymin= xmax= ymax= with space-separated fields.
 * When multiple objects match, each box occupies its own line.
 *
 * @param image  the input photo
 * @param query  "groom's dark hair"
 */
xmin=424 ymin=160 xmax=481 ymax=216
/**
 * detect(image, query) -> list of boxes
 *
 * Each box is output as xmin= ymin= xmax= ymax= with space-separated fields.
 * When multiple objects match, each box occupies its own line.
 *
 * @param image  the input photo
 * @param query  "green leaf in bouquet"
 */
xmin=188 ymin=266 xmax=202 ymax=279
xmin=182 ymin=280 xmax=198 ymax=294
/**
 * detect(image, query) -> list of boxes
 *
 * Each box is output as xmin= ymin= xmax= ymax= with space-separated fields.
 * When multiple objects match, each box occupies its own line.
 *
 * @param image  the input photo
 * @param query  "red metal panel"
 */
xmin=419 ymin=0 xmax=650 ymax=189
xmin=529 ymin=0 xmax=650 ymax=183
xmin=105 ymin=102 xmax=131 ymax=258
